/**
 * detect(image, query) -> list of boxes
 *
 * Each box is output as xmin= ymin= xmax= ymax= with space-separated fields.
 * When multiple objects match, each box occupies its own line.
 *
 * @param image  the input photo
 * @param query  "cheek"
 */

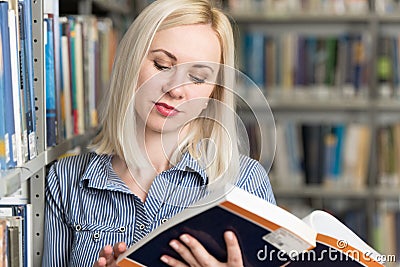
xmin=189 ymin=84 xmax=215 ymax=99
xmin=137 ymin=66 xmax=152 ymax=90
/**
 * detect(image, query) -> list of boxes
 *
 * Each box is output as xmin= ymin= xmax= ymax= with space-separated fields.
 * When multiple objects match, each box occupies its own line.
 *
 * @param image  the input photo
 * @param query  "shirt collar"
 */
xmin=172 ymin=152 xmax=208 ymax=185
xmin=79 ymin=152 xmax=208 ymax=191
xmin=80 ymin=153 xmax=113 ymax=190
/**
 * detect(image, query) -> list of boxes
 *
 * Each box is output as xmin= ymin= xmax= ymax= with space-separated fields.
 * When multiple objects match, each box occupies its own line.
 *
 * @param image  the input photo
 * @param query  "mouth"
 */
xmin=154 ymin=102 xmax=180 ymax=117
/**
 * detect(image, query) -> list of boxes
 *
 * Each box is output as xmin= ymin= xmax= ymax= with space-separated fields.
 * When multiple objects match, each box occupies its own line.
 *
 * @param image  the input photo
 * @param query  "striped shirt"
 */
xmin=42 ymin=152 xmax=275 ymax=267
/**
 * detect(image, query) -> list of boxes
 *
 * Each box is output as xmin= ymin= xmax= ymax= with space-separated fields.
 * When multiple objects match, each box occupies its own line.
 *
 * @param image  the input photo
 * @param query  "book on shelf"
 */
xmin=69 ymin=16 xmax=85 ymax=135
xmin=8 ymin=5 xmax=24 ymax=166
xmin=10 ymin=0 xmax=29 ymax=165
xmin=0 ymin=196 xmax=32 ymax=267
xmin=0 ymin=1 xmax=17 ymax=169
xmin=18 ymin=0 xmax=37 ymax=161
xmin=59 ymin=16 xmax=74 ymax=140
xmin=44 ymin=15 xmax=57 ymax=147
xmin=0 ymin=22 xmax=6 ymax=170
xmin=117 ymin=186 xmax=383 ymax=267
xmin=2 ymin=216 xmax=23 ymax=267
xmin=373 ymin=200 xmax=400 ymax=265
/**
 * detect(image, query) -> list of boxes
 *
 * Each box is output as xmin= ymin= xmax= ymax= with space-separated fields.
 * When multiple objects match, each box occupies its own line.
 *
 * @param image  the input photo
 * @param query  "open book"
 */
xmin=117 ymin=187 xmax=384 ymax=267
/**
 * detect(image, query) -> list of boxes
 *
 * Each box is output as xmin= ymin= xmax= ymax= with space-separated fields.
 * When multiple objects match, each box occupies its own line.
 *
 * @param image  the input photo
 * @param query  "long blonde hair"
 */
xmin=91 ymin=0 xmax=239 ymax=184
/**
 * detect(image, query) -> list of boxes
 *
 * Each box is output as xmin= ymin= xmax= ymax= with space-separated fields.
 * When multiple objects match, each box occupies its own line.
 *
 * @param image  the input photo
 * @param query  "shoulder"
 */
xmin=45 ymin=152 xmax=111 ymax=209
xmin=46 ymin=152 xmax=108 ymax=189
xmin=238 ymin=155 xmax=265 ymax=173
xmin=236 ymin=155 xmax=276 ymax=204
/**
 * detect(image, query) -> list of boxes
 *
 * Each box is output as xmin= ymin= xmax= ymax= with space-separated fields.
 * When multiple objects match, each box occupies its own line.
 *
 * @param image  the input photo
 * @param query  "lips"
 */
xmin=154 ymin=102 xmax=179 ymax=117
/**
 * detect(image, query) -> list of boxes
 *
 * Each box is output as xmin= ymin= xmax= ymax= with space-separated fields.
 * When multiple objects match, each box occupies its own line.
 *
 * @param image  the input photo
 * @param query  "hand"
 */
xmin=93 ymin=242 xmax=127 ymax=267
xmin=160 ymin=231 xmax=243 ymax=267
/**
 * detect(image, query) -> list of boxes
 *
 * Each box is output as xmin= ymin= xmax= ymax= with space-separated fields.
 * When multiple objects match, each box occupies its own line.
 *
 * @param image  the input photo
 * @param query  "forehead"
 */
xmin=150 ymin=24 xmax=221 ymax=64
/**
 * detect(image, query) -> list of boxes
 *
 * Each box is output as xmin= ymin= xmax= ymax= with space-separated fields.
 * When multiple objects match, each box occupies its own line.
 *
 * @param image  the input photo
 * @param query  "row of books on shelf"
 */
xmin=224 ymin=0 xmax=370 ymax=15
xmin=0 ymin=193 xmax=32 ymax=267
xmin=0 ymin=0 xmax=119 ymax=171
xmin=241 ymin=31 xmax=371 ymax=98
xmin=271 ymin=122 xmax=371 ymax=188
xmin=266 ymin=122 xmax=400 ymax=188
xmin=45 ymin=12 xmax=118 ymax=146
xmin=225 ymin=0 xmax=400 ymax=16
xmin=0 ymin=0 xmax=37 ymax=170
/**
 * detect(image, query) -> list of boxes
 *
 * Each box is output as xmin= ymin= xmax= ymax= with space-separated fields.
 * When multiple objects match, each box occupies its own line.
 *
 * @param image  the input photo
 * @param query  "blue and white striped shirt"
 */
xmin=42 ymin=152 xmax=275 ymax=267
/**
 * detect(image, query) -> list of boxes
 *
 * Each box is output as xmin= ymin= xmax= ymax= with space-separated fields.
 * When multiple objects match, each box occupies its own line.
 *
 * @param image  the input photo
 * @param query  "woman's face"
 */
xmin=135 ymin=24 xmax=222 ymax=133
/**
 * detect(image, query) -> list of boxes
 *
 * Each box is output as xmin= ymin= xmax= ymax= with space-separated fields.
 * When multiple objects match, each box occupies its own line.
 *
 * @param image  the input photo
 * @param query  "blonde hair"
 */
xmin=91 ymin=0 xmax=239 ymax=184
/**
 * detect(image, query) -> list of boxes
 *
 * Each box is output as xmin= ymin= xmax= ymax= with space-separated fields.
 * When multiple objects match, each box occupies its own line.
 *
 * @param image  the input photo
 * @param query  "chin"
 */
xmin=145 ymin=118 xmax=183 ymax=134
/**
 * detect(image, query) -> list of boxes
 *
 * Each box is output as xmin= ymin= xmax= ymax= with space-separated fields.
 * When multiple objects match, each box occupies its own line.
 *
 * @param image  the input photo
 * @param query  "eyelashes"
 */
xmin=188 ymin=74 xmax=206 ymax=84
xmin=153 ymin=60 xmax=206 ymax=84
xmin=153 ymin=61 xmax=171 ymax=71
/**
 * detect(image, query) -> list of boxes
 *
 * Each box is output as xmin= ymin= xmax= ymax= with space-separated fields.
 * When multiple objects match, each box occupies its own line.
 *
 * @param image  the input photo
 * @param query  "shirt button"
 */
xmin=75 ymin=224 xmax=82 ymax=232
xmin=119 ymin=226 xmax=126 ymax=233
xmin=161 ymin=218 xmax=168 ymax=224
xmin=93 ymin=232 xmax=100 ymax=241
xmin=139 ymin=224 xmax=145 ymax=230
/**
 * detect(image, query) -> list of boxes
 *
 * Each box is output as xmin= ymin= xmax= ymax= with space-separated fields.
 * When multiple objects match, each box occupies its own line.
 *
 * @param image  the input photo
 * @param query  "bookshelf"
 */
xmin=0 ymin=0 xmax=124 ymax=265
xmin=225 ymin=0 xmax=400 ymax=263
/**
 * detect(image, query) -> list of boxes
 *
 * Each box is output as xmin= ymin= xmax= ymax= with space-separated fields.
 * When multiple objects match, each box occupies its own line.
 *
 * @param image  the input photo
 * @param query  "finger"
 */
xmin=160 ymin=254 xmax=189 ymax=267
xmin=224 ymin=231 xmax=243 ymax=266
xmin=178 ymin=234 xmax=216 ymax=266
xmin=98 ymin=245 xmax=114 ymax=264
xmin=113 ymin=242 xmax=127 ymax=259
xmin=169 ymin=239 xmax=200 ymax=266
xmin=93 ymin=257 xmax=106 ymax=267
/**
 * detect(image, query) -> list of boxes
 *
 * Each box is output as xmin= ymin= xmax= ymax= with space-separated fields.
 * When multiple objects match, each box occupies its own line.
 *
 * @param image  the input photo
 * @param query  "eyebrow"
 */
xmin=150 ymin=49 xmax=177 ymax=61
xmin=191 ymin=64 xmax=215 ymax=73
xmin=150 ymin=49 xmax=215 ymax=73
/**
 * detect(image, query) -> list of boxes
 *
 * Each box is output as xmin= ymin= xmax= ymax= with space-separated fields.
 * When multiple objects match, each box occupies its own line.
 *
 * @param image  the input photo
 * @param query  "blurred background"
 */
xmin=1 ymin=0 xmax=400 ymax=266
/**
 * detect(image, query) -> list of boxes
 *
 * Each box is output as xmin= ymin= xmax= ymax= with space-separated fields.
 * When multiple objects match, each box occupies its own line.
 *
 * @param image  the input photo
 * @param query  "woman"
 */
xmin=42 ymin=0 xmax=275 ymax=266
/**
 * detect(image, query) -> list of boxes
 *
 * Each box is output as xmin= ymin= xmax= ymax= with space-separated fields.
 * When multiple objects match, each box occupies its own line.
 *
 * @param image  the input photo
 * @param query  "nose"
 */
xmin=166 ymin=87 xmax=185 ymax=99
xmin=161 ymin=68 xmax=187 ymax=100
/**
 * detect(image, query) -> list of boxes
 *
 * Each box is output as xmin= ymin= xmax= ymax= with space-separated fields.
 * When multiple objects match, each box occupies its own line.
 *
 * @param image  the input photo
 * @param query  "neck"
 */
xmin=143 ymin=127 xmax=181 ymax=174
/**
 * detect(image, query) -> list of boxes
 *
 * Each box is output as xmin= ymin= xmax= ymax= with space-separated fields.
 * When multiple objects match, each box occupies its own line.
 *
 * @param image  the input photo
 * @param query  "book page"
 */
xmin=302 ymin=210 xmax=383 ymax=264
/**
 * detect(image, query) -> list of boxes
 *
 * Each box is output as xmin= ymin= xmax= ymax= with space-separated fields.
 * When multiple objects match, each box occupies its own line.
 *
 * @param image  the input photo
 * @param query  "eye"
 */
xmin=188 ymin=74 xmax=206 ymax=85
xmin=153 ymin=61 xmax=171 ymax=71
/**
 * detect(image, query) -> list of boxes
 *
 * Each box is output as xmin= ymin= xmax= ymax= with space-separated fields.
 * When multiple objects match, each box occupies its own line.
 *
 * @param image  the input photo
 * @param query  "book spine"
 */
xmin=0 ymin=2 xmax=17 ymax=169
xmin=18 ymin=0 xmax=37 ymax=160
xmin=8 ymin=9 xmax=23 ymax=166
xmin=0 ymin=19 xmax=7 ymax=170
xmin=243 ymin=31 xmax=265 ymax=88
xmin=44 ymin=16 xmax=57 ymax=147
xmin=16 ymin=1 xmax=29 ymax=164
xmin=0 ymin=219 xmax=6 ymax=267
xmin=60 ymin=18 xmax=73 ymax=139
xmin=74 ymin=19 xmax=85 ymax=135
xmin=68 ymin=17 xmax=79 ymax=135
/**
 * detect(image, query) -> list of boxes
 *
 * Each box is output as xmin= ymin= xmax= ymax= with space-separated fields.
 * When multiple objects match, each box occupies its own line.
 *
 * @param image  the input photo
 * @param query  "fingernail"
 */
xmin=180 ymin=234 xmax=190 ymax=244
xmin=169 ymin=240 xmax=179 ymax=249
xmin=160 ymin=255 xmax=169 ymax=263
xmin=226 ymin=231 xmax=234 ymax=240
